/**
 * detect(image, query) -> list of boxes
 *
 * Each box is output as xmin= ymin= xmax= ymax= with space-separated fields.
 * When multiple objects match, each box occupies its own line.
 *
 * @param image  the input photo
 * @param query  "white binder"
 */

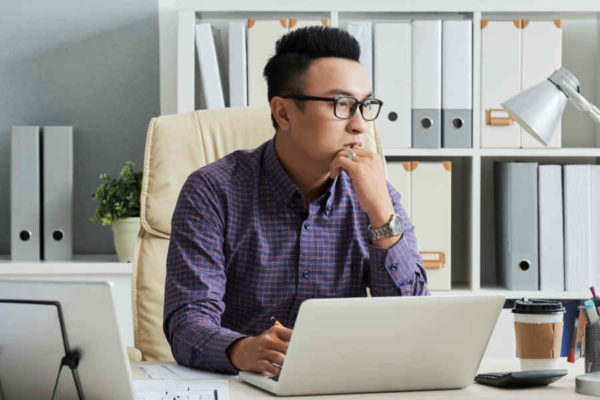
xmin=481 ymin=20 xmax=521 ymax=148
xmin=538 ymin=165 xmax=564 ymax=291
xmin=410 ymin=161 xmax=452 ymax=290
xmin=194 ymin=23 xmax=225 ymax=109
xmin=247 ymin=19 xmax=289 ymax=107
xmin=591 ymin=166 xmax=600 ymax=287
xmin=347 ymin=22 xmax=373 ymax=91
xmin=563 ymin=165 xmax=592 ymax=291
xmin=442 ymin=20 xmax=472 ymax=148
xmin=11 ymin=126 xmax=41 ymax=260
xmin=374 ymin=22 xmax=412 ymax=149
xmin=42 ymin=126 xmax=73 ymax=261
xmin=228 ymin=21 xmax=248 ymax=107
xmin=411 ymin=20 xmax=442 ymax=148
xmin=521 ymin=20 xmax=562 ymax=148
xmin=495 ymin=162 xmax=539 ymax=290
xmin=386 ymin=161 xmax=412 ymax=217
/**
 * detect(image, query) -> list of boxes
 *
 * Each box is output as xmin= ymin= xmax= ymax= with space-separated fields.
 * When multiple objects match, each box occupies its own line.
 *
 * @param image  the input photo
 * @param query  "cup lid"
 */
xmin=512 ymin=298 xmax=565 ymax=314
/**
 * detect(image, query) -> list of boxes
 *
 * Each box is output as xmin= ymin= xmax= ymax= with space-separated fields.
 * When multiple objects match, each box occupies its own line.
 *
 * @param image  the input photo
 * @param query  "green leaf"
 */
xmin=90 ymin=160 xmax=143 ymax=227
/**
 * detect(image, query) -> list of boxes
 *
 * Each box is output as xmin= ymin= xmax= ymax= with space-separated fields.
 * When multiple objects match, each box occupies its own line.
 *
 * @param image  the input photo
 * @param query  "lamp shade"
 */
xmin=501 ymin=79 xmax=567 ymax=146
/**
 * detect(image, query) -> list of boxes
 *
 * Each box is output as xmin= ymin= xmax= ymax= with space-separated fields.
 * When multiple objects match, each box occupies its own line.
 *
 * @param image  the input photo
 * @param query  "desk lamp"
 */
xmin=502 ymin=67 xmax=600 ymax=146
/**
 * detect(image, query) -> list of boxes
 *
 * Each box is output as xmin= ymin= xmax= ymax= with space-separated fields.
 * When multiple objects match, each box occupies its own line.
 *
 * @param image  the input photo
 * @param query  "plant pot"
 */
xmin=111 ymin=217 xmax=141 ymax=263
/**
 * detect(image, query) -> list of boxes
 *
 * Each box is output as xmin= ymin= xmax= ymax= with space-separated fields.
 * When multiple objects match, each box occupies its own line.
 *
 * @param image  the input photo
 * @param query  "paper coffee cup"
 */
xmin=512 ymin=299 xmax=565 ymax=371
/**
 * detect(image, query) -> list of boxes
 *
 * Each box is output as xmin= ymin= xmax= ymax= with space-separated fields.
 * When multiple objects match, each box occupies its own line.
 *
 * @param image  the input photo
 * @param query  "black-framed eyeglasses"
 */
xmin=282 ymin=94 xmax=383 ymax=121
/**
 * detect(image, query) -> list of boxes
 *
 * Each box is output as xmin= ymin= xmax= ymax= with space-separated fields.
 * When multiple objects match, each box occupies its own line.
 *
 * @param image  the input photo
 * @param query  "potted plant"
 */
xmin=91 ymin=161 xmax=143 ymax=262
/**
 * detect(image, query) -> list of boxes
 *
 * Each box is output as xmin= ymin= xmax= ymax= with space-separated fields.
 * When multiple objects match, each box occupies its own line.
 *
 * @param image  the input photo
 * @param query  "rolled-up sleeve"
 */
xmin=163 ymin=171 xmax=246 ymax=374
xmin=368 ymin=182 xmax=430 ymax=296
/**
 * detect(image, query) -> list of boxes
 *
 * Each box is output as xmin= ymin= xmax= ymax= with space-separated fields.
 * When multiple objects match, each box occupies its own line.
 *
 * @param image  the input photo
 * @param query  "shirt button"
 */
xmin=326 ymin=205 xmax=332 ymax=213
xmin=304 ymin=222 xmax=311 ymax=230
xmin=303 ymin=270 xmax=309 ymax=278
xmin=390 ymin=264 xmax=398 ymax=271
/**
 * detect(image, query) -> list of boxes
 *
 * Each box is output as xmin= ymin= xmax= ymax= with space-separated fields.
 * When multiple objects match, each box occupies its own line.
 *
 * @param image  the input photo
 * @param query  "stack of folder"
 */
xmin=11 ymin=126 xmax=73 ymax=261
xmin=195 ymin=18 xmax=330 ymax=110
xmin=387 ymin=161 xmax=452 ymax=290
xmin=494 ymin=161 xmax=600 ymax=291
xmin=354 ymin=19 xmax=473 ymax=150
xmin=481 ymin=19 xmax=563 ymax=148
xmin=193 ymin=18 xmax=473 ymax=151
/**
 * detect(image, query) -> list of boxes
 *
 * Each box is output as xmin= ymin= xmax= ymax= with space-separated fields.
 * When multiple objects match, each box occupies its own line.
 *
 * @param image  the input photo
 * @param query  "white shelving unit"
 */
xmin=173 ymin=0 xmax=600 ymax=300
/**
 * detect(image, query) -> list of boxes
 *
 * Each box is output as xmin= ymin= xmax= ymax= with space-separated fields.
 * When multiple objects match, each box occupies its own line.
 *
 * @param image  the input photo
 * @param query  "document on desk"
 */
xmin=134 ymin=379 xmax=229 ymax=400
xmin=139 ymin=364 xmax=236 ymax=380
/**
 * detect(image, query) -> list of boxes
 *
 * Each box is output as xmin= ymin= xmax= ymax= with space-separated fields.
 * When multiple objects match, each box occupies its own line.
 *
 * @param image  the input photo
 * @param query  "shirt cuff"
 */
xmin=368 ymin=235 xmax=428 ymax=296
xmin=205 ymin=329 xmax=249 ymax=374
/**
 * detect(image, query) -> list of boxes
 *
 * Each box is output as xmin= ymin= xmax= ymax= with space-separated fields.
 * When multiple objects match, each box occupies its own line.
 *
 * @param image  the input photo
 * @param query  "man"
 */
xmin=164 ymin=26 xmax=429 ymax=377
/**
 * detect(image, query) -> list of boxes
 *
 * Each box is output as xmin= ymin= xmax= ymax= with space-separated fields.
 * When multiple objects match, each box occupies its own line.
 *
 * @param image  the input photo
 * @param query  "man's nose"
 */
xmin=347 ymin=106 xmax=367 ymax=135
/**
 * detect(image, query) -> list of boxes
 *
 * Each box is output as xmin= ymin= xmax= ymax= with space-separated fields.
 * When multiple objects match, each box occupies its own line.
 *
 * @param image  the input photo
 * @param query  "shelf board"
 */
xmin=430 ymin=284 xmax=590 ymax=299
xmin=479 ymin=148 xmax=600 ymax=157
xmin=384 ymin=149 xmax=474 ymax=157
xmin=384 ymin=148 xmax=600 ymax=158
xmin=177 ymin=0 xmax=600 ymax=13
xmin=0 ymin=254 xmax=131 ymax=275
xmin=478 ymin=286 xmax=590 ymax=300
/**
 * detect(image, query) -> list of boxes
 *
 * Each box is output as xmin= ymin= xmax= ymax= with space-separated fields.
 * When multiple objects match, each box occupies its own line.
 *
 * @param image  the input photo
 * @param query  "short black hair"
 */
xmin=263 ymin=26 xmax=361 ymax=129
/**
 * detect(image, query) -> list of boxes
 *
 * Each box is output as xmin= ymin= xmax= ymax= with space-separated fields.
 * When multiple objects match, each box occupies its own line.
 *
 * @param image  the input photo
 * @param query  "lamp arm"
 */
xmin=561 ymin=84 xmax=600 ymax=124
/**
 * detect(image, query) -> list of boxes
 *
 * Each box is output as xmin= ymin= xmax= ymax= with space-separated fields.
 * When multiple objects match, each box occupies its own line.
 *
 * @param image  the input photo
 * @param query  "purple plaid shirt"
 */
xmin=164 ymin=137 xmax=429 ymax=374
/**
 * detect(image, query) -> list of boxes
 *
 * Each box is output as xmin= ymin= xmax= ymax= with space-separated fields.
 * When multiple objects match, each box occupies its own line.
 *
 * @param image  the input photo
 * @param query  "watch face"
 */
xmin=392 ymin=214 xmax=403 ymax=232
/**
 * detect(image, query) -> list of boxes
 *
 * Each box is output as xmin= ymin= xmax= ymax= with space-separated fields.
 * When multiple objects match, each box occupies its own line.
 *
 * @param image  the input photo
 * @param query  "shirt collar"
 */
xmin=263 ymin=137 xmax=338 ymax=215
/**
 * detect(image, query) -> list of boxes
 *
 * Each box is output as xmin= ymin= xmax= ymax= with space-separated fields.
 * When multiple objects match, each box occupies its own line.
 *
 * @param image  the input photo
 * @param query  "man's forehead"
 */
xmin=304 ymin=59 xmax=371 ymax=98
xmin=322 ymin=88 xmax=373 ymax=99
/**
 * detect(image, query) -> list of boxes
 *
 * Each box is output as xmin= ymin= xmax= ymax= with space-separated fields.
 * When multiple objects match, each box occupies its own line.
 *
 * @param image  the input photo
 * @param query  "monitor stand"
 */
xmin=0 ymin=299 xmax=84 ymax=400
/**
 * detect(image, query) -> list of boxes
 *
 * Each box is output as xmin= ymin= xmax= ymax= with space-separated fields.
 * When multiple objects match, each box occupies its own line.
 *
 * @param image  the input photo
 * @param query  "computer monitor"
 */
xmin=0 ymin=280 xmax=134 ymax=400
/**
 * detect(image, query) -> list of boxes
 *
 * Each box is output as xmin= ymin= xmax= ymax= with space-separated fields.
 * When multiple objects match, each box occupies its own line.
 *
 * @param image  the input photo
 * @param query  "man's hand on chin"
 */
xmin=226 ymin=325 xmax=293 ymax=376
xmin=329 ymin=146 xmax=401 ymax=249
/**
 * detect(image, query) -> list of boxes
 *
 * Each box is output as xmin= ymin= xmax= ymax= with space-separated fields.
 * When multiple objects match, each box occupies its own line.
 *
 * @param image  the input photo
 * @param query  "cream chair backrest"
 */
xmin=133 ymin=107 xmax=384 ymax=361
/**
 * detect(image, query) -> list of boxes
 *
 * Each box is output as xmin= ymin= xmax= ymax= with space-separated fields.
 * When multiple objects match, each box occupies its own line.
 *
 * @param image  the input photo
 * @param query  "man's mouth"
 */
xmin=343 ymin=142 xmax=362 ymax=148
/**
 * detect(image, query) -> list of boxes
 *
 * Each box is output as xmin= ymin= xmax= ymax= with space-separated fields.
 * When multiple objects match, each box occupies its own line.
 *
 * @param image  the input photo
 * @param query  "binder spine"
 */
xmin=43 ymin=126 xmax=73 ymax=261
xmin=10 ymin=126 xmax=41 ymax=260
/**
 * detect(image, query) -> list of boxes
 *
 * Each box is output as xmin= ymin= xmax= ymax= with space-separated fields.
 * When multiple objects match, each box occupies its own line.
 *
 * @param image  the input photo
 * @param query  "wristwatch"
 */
xmin=368 ymin=214 xmax=404 ymax=241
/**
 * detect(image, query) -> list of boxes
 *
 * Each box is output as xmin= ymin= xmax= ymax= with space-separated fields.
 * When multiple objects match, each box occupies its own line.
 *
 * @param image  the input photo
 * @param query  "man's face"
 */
xmin=283 ymin=57 xmax=371 ymax=169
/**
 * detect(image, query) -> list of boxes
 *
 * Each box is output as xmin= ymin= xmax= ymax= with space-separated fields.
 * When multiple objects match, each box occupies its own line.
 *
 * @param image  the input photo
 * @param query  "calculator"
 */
xmin=475 ymin=369 xmax=568 ymax=388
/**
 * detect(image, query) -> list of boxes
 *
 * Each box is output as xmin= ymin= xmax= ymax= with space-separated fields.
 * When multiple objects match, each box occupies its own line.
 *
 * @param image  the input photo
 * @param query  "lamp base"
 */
xmin=576 ymin=371 xmax=600 ymax=396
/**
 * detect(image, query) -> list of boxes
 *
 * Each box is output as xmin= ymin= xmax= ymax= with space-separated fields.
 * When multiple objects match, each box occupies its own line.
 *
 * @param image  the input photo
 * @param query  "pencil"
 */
xmin=270 ymin=316 xmax=284 ymax=327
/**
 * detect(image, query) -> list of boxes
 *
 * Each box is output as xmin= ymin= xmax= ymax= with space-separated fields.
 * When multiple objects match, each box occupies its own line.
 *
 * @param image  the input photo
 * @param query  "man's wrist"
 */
xmin=367 ymin=206 xmax=395 ymax=228
xmin=226 ymin=337 xmax=248 ymax=370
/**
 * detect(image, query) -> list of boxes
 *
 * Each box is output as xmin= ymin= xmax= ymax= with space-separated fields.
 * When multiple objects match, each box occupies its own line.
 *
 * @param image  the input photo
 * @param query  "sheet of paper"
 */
xmin=139 ymin=364 xmax=237 ymax=380
xmin=134 ymin=379 xmax=229 ymax=400
xmin=163 ymin=363 xmax=238 ymax=380
xmin=138 ymin=365 xmax=179 ymax=380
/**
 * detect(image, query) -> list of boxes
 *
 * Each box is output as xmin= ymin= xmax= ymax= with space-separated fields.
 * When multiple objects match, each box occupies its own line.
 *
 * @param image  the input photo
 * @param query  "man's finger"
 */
xmin=334 ymin=156 xmax=359 ymax=178
xmin=264 ymin=349 xmax=286 ymax=366
xmin=330 ymin=150 xmax=359 ymax=178
xmin=259 ymin=360 xmax=281 ymax=376
xmin=273 ymin=326 xmax=293 ymax=342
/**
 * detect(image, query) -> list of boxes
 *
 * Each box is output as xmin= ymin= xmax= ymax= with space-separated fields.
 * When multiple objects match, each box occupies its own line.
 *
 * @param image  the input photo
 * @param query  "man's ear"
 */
xmin=270 ymin=96 xmax=292 ymax=131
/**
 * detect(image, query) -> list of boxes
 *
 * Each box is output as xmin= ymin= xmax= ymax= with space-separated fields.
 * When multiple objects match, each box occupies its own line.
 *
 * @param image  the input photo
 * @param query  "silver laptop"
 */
xmin=0 ymin=280 xmax=135 ymax=400
xmin=239 ymin=295 xmax=505 ymax=396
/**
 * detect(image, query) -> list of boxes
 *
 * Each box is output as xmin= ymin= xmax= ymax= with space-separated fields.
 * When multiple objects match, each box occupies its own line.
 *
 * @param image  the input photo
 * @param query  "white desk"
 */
xmin=131 ymin=357 xmax=598 ymax=399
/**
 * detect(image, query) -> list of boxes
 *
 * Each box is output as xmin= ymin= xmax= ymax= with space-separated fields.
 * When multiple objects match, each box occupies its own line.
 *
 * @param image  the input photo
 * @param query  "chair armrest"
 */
xmin=127 ymin=346 xmax=143 ymax=362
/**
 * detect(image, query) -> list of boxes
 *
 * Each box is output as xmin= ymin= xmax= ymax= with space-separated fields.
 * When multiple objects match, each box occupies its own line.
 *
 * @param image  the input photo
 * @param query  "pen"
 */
xmin=585 ymin=300 xmax=600 ymax=324
xmin=591 ymin=287 xmax=600 ymax=311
